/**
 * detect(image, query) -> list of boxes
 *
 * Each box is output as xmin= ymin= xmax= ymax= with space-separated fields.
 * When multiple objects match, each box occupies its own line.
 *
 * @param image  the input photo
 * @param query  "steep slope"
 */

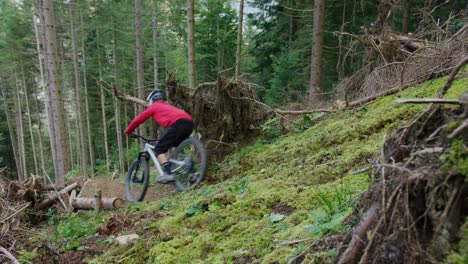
xmin=44 ymin=75 xmax=466 ymax=264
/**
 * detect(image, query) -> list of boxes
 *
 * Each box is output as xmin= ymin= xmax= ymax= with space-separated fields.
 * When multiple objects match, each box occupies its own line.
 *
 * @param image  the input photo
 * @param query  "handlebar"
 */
xmin=130 ymin=133 xmax=158 ymax=143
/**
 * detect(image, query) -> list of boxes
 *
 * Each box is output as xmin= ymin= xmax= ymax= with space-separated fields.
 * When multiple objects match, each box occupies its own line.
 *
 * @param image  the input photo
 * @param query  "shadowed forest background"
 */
xmin=0 ymin=0 xmax=465 ymax=183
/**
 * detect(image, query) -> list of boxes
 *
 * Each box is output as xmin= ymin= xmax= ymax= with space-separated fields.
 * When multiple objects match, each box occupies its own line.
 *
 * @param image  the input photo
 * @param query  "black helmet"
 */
xmin=147 ymin=89 xmax=166 ymax=104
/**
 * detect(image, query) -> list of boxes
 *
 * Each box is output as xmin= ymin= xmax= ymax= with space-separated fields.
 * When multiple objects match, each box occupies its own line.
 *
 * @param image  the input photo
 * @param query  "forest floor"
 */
xmin=3 ymin=73 xmax=467 ymax=264
xmin=78 ymin=178 xmax=177 ymax=201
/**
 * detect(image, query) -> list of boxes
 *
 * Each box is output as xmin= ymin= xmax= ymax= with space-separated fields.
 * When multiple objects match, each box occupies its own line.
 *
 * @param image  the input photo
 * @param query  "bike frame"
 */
xmin=141 ymin=142 xmax=185 ymax=176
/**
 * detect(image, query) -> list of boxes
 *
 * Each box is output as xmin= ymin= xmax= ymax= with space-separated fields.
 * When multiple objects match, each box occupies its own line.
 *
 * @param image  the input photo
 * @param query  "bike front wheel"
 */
xmin=125 ymin=157 xmax=149 ymax=201
xmin=173 ymin=138 xmax=207 ymax=191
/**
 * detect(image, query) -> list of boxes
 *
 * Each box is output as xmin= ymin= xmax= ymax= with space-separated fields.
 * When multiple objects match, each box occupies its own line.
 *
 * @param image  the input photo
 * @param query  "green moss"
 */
xmin=441 ymin=140 xmax=468 ymax=177
xmin=17 ymin=250 xmax=39 ymax=263
xmin=90 ymin=75 xmax=468 ymax=263
xmin=444 ymin=218 xmax=468 ymax=264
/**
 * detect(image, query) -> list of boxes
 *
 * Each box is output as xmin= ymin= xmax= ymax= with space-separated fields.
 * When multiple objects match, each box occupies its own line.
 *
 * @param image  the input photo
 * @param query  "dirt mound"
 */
xmin=334 ymin=102 xmax=467 ymax=263
xmin=78 ymin=178 xmax=178 ymax=202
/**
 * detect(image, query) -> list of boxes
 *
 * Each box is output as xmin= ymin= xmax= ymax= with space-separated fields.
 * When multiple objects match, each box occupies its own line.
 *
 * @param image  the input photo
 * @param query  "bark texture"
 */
xmin=70 ymin=0 xmax=88 ymax=179
xmin=308 ymin=0 xmax=325 ymax=106
xmin=235 ymin=0 xmax=244 ymax=79
xmin=187 ymin=0 xmax=196 ymax=89
xmin=41 ymin=0 xmax=71 ymax=186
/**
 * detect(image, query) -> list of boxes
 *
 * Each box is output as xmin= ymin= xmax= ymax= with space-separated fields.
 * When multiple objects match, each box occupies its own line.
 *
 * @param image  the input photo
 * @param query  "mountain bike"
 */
xmin=125 ymin=134 xmax=207 ymax=202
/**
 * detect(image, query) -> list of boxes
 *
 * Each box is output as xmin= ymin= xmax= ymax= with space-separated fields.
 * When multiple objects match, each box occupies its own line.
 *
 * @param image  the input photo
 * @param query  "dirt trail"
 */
xmin=77 ymin=178 xmax=178 ymax=202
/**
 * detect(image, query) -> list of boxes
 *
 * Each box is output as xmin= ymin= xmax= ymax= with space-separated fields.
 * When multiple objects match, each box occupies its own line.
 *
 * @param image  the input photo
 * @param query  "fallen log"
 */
xmin=36 ymin=182 xmax=80 ymax=210
xmin=70 ymin=197 xmax=126 ymax=210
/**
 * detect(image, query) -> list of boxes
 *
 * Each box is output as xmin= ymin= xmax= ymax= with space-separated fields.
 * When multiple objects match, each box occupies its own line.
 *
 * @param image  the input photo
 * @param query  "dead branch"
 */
xmin=352 ymin=165 xmax=374 ymax=175
xmin=0 ymin=246 xmax=19 ymax=264
xmin=110 ymin=84 xmax=148 ymax=107
xmin=338 ymin=204 xmax=379 ymax=264
xmin=37 ymin=182 xmax=80 ymax=210
xmin=43 ymin=170 xmax=70 ymax=211
xmin=287 ymin=241 xmax=318 ymax=264
xmin=396 ymin=98 xmax=461 ymax=104
xmin=275 ymin=108 xmax=337 ymax=115
xmin=0 ymin=202 xmax=30 ymax=224
xmin=335 ymin=31 xmax=371 ymax=46
xmin=348 ymin=84 xmax=412 ymax=107
xmin=446 ymin=24 xmax=468 ymax=43
xmin=448 ymin=118 xmax=468 ymax=139
xmin=438 ymin=56 xmax=468 ymax=98
xmin=278 ymin=238 xmax=313 ymax=247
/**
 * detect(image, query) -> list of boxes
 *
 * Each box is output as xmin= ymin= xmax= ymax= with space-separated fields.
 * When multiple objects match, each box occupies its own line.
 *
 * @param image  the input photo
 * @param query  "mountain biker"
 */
xmin=125 ymin=89 xmax=194 ymax=183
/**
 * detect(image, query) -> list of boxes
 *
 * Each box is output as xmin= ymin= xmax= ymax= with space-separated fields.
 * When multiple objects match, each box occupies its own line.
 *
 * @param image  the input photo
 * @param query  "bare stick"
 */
xmin=396 ymin=98 xmax=461 ymax=104
xmin=275 ymin=108 xmax=336 ymax=115
xmin=0 ymin=246 xmax=20 ymax=264
xmin=287 ymin=241 xmax=317 ymax=264
xmin=42 ymin=169 xmax=70 ymax=211
xmin=448 ymin=118 xmax=468 ymax=139
xmin=352 ymin=165 xmax=374 ymax=175
xmin=37 ymin=182 xmax=79 ymax=210
xmin=0 ymin=202 xmax=31 ymax=224
xmin=278 ymin=238 xmax=313 ymax=247
xmin=348 ymin=84 xmax=413 ymax=107
xmin=438 ymin=56 xmax=468 ymax=98
xmin=338 ymin=204 xmax=379 ymax=264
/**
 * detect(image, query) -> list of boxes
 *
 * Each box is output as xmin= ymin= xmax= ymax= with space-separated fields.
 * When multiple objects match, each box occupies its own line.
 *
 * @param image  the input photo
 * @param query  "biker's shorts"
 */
xmin=155 ymin=119 xmax=194 ymax=155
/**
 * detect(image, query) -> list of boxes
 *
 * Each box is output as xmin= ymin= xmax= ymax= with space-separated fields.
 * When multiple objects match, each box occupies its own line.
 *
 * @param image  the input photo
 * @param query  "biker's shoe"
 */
xmin=156 ymin=174 xmax=175 ymax=183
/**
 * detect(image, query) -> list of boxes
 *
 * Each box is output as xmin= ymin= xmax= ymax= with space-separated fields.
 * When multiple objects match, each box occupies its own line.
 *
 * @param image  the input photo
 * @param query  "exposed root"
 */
xmin=335 ymin=16 xmax=467 ymax=104
xmin=335 ymin=101 xmax=468 ymax=263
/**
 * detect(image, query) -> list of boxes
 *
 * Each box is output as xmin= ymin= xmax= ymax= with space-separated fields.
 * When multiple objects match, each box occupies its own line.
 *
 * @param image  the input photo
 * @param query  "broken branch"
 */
xmin=37 ymin=182 xmax=80 ymax=210
xmin=0 ymin=246 xmax=19 ymax=264
xmin=396 ymin=98 xmax=461 ymax=104
xmin=448 ymin=118 xmax=468 ymax=139
xmin=438 ymin=56 xmax=468 ymax=98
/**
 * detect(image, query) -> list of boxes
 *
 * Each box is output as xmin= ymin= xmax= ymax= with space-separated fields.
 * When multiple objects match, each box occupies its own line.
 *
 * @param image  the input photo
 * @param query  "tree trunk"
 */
xmin=69 ymin=117 xmax=75 ymax=170
xmin=402 ymin=0 xmax=410 ymax=33
xmin=187 ymin=0 xmax=196 ymax=90
xmin=96 ymin=28 xmax=110 ymax=173
xmin=288 ymin=0 xmax=294 ymax=49
xmin=124 ymin=103 xmax=130 ymax=169
xmin=14 ymin=72 xmax=27 ymax=180
xmin=32 ymin=13 xmax=47 ymax=176
xmin=33 ymin=96 xmax=46 ymax=177
xmin=79 ymin=4 xmax=95 ymax=176
xmin=41 ymin=0 xmax=71 ymax=187
xmin=235 ymin=0 xmax=244 ymax=79
xmin=0 ymin=84 xmax=21 ymax=179
xmin=135 ymin=0 xmax=145 ymax=121
xmin=69 ymin=0 xmax=88 ymax=179
xmin=20 ymin=60 xmax=39 ymax=175
xmin=112 ymin=15 xmax=125 ymax=179
xmin=308 ymin=0 xmax=325 ymax=107
xmin=152 ymin=0 xmax=159 ymax=88
xmin=38 ymin=0 xmax=58 ymax=182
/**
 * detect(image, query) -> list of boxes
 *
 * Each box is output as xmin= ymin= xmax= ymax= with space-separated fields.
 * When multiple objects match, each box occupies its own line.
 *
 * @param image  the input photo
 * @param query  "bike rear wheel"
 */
xmin=125 ymin=157 xmax=149 ymax=201
xmin=173 ymin=138 xmax=207 ymax=191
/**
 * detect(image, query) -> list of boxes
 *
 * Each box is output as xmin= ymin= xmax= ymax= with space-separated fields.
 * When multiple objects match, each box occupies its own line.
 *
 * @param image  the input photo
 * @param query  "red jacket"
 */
xmin=125 ymin=101 xmax=192 ymax=135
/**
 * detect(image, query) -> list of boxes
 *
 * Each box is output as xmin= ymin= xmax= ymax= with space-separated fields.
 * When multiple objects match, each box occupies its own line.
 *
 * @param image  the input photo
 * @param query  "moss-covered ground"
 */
xmin=39 ymin=75 xmax=467 ymax=264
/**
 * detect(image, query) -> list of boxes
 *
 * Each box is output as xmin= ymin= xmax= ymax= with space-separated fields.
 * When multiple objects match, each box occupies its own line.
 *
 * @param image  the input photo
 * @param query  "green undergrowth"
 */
xmin=79 ymin=75 xmax=467 ymax=263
